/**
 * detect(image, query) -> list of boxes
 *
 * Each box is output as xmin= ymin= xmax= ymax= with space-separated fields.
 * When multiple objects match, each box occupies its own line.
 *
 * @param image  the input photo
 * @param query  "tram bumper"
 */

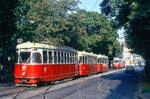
xmin=14 ymin=77 xmax=40 ymax=84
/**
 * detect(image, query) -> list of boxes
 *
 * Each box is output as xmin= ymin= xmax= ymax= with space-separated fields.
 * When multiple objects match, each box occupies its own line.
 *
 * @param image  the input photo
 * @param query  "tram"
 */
xmin=14 ymin=42 xmax=78 ymax=86
xmin=97 ymin=55 xmax=109 ymax=73
xmin=14 ymin=42 xmax=122 ymax=86
xmin=78 ymin=51 xmax=98 ymax=76
xmin=113 ymin=57 xmax=123 ymax=69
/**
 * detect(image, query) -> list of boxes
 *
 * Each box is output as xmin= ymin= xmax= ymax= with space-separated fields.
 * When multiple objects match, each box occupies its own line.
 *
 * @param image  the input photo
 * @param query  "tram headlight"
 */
xmin=22 ymin=72 xmax=26 ymax=76
xmin=22 ymin=65 xmax=27 ymax=71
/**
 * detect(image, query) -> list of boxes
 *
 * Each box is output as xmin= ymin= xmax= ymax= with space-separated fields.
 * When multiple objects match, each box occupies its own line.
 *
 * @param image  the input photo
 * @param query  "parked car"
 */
xmin=125 ymin=66 xmax=135 ymax=73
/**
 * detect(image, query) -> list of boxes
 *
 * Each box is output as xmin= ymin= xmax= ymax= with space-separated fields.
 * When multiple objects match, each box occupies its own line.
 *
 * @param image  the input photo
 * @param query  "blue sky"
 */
xmin=78 ymin=0 xmax=102 ymax=13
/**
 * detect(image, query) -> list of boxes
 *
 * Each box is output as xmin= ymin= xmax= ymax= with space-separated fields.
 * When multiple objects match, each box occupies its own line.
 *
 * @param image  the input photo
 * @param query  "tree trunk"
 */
xmin=145 ymin=60 xmax=150 ymax=81
xmin=2 ymin=46 xmax=8 ymax=72
xmin=108 ymin=56 xmax=114 ymax=69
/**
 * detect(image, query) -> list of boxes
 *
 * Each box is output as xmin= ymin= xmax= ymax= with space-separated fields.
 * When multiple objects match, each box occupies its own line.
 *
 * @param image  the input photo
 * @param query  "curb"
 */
xmin=138 ymin=93 xmax=150 ymax=99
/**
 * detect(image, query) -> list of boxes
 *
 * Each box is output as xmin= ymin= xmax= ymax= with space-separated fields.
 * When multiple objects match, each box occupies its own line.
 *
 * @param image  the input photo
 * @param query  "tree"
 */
xmin=0 ymin=0 xmax=17 ymax=72
xmin=15 ymin=0 xmax=79 ymax=45
xmin=69 ymin=10 xmax=122 ymax=68
xmin=100 ymin=0 xmax=150 ymax=78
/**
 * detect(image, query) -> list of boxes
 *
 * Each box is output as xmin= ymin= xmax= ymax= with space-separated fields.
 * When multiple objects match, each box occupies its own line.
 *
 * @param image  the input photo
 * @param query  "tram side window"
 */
xmin=63 ymin=53 xmax=66 ymax=64
xmin=89 ymin=57 xmax=91 ymax=64
xmin=66 ymin=53 xmax=69 ymax=64
xmin=72 ymin=54 xmax=75 ymax=63
xmin=58 ymin=52 xmax=61 ymax=64
xmin=54 ymin=52 xmax=57 ymax=63
xmin=73 ymin=54 xmax=75 ymax=63
xmin=31 ymin=52 xmax=42 ymax=63
xmin=79 ymin=56 xmax=83 ymax=63
xmin=68 ymin=53 xmax=71 ymax=64
xmin=99 ymin=58 xmax=102 ymax=64
xmin=43 ymin=51 xmax=47 ymax=63
xmin=95 ymin=57 xmax=97 ymax=64
xmin=84 ymin=56 xmax=87 ymax=64
xmin=91 ymin=57 xmax=94 ymax=64
xmin=49 ymin=51 xmax=53 ymax=63
xmin=70 ymin=54 xmax=73 ymax=64
xmin=61 ymin=52 xmax=64 ymax=63
xmin=98 ymin=59 xmax=100 ymax=64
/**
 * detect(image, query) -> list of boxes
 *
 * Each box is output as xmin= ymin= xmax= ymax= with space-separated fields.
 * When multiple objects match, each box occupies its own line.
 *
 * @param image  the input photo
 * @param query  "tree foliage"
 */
xmin=100 ymin=0 xmax=150 ymax=77
xmin=15 ymin=0 xmax=121 ymax=58
xmin=15 ymin=0 xmax=79 ymax=45
xmin=67 ymin=10 xmax=122 ymax=58
xmin=0 ymin=0 xmax=17 ymax=71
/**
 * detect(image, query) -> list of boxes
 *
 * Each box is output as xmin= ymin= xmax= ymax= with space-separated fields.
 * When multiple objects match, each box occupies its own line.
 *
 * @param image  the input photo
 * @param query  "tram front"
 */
xmin=14 ymin=45 xmax=43 ymax=86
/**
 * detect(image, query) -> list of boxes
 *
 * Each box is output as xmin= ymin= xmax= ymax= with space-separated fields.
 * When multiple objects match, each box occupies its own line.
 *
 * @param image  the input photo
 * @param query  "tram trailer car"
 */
xmin=97 ymin=55 xmax=109 ymax=73
xmin=97 ymin=55 xmax=103 ymax=73
xmin=14 ymin=42 xmax=78 ymax=86
xmin=102 ymin=55 xmax=109 ymax=72
xmin=113 ymin=57 xmax=123 ymax=69
xmin=78 ymin=51 xmax=98 ymax=76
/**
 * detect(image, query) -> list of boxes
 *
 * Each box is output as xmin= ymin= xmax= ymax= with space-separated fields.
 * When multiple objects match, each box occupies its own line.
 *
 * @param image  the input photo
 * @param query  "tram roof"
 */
xmin=114 ymin=57 xmax=121 ymax=60
xmin=97 ymin=54 xmax=108 ymax=59
xmin=77 ymin=51 xmax=97 ymax=57
xmin=16 ymin=42 xmax=76 ymax=51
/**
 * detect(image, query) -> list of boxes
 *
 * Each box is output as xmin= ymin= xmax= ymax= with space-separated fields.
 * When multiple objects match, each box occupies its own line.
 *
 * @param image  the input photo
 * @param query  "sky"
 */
xmin=78 ymin=0 xmax=125 ymax=42
xmin=78 ymin=0 xmax=102 ymax=13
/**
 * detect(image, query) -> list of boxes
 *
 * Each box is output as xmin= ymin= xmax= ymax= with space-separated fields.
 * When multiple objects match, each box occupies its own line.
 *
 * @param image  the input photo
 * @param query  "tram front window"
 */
xmin=114 ymin=60 xmax=120 ymax=64
xmin=31 ymin=52 xmax=42 ymax=63
xmin=19 ymin=52 xmax=31 ymax=64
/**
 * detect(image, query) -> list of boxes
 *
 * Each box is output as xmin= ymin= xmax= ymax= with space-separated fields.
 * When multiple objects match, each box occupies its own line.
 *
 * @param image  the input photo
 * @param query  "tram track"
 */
xmin=13 ymin=87 xmax=36 ymax=99
xmin=0 ymin=86 xmax=18 ymax=92
xmin=0 ymin=87 xmax=27 ymax=98
xmin=0 ymin=86 xmax=37 ymax=99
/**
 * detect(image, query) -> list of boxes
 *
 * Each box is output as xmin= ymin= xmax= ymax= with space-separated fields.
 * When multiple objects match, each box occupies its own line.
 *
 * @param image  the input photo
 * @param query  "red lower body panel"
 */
xmin=78 ymin=64 xmax=97 ymax=76
xmin=14 ymin=64 xmax=77 ymax=84
xmin=113 ymin=64 xmax=121 ymax=69
xmin=102 ymin=64 xmax=108 ymax=72
xmin=97 ymin=64 xmax=103 ymax=72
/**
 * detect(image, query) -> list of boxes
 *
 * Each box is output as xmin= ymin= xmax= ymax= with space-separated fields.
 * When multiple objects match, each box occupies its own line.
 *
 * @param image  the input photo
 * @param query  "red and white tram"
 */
xmin=14 ymin=42 xmax=78 ymax=86
xmin=78 ymin=51 xmax=98 ymax=76
xmin=102 ymin=55 xmax=109 ymax=72
xmin=97 ymin=55 xmax=108 ymax=72
xmin=113 ymin=57 xmax=123 ymax=69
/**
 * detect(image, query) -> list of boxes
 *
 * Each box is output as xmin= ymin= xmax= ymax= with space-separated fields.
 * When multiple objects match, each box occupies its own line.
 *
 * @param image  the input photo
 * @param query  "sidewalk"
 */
xmin=140 ymin=93 xmax=150 ymax=99
xmin=139 ymin=80 xmax=150 ymax=99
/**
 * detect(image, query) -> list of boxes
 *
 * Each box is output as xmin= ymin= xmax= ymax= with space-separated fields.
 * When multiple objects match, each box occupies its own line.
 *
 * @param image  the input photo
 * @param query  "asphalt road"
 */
xmin=30 ymin=69 xmax=141 ymax=99
xmin=0 ymin=67 xmax=142 ymax=99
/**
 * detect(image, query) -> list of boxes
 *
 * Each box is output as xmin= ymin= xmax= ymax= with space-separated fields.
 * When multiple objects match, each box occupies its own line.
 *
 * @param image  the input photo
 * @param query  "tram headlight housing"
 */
xmin=22 ymin=65 xmax=27 ymax=71
xmin=22 ymin=72 xmax=26 ymax=76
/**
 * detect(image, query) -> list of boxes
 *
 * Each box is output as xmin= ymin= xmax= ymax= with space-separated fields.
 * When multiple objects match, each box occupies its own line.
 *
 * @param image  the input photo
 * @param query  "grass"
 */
xmin=142 ymin=82 xmax=150 ymax=93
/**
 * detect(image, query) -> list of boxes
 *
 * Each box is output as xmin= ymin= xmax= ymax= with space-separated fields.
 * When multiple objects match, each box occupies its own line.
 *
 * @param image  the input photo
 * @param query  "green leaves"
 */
xmin=14 ymin=0 xmax=121 ymax=57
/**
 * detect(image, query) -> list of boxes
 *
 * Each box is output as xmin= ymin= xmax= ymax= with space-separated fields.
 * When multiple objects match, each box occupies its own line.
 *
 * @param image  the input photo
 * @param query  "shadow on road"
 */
xmin=100 ymin=71 xmax=142 ymax=99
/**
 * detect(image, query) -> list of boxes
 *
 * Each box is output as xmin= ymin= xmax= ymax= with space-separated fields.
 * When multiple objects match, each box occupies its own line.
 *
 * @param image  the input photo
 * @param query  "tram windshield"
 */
xmin=114 ymin=60 xmax=121 ymax=64
xmin=19 ymin=52 xmax=31 ymax=64
xmin=18 ymin=52 xmax=42 ymax=64
xmin=31 ymin=52 xmax=42 ymax=63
